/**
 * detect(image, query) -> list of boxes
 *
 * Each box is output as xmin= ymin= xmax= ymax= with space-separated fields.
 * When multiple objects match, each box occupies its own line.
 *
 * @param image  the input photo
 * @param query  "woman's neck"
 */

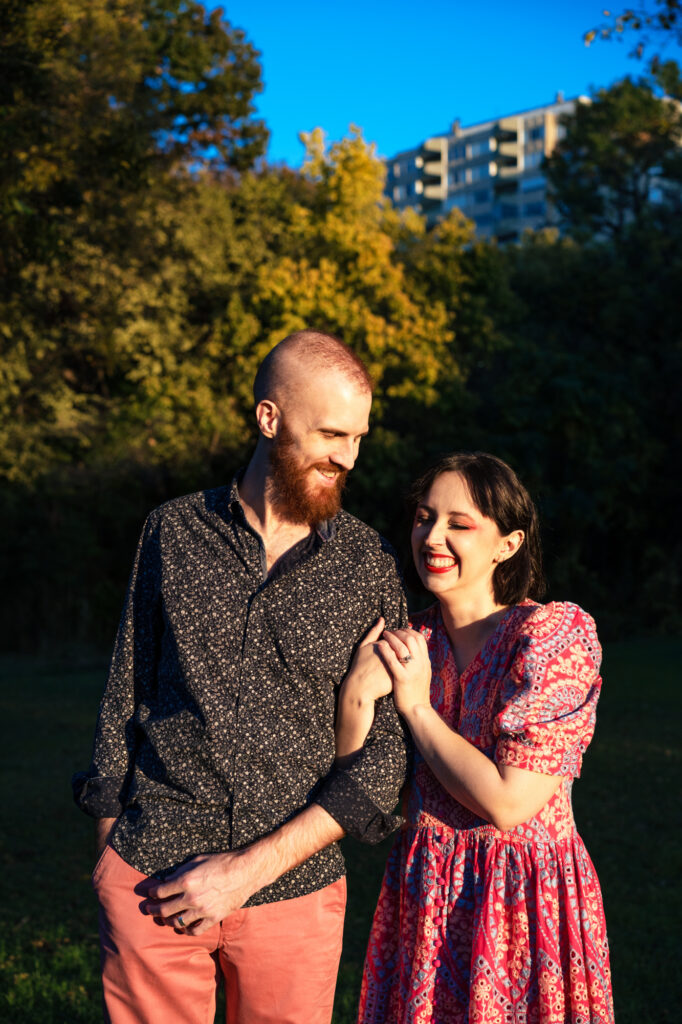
xmin=439 ymin=596 xmax=510 ymax=675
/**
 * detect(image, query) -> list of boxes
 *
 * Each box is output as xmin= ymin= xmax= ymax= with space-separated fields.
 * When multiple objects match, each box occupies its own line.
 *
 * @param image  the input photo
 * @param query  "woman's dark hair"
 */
xmin=405 ymin=451 xmax=546 ymax=606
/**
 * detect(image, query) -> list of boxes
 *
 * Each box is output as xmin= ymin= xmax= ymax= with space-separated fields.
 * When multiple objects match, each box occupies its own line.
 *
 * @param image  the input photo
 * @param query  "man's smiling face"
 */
xmin=269 ymin=370 xmax=372 ymax=525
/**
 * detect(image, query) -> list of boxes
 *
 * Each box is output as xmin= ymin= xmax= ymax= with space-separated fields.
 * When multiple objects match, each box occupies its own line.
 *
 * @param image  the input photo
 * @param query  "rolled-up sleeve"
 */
xmin=72 ymin=514 xmax=160 ymax=818
xmin=315 ymin=549 xmax=410 ymax=843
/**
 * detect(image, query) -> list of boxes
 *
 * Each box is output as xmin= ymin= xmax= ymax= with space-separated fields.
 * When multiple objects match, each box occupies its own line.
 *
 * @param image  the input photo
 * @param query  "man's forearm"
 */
xmin=144 ymin=803 xmax=344 ymax=934
xmin=232 ymin=803 xmax=345 ymax=895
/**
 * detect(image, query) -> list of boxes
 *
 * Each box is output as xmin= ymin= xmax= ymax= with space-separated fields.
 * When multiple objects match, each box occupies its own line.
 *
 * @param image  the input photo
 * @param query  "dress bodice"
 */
xmin=406 ymin=600 xmax=602 ymax=843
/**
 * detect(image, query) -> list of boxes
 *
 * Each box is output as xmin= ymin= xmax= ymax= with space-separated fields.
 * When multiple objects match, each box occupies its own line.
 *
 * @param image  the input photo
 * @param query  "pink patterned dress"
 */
xmin=358 ymin=600 xmax=614 ymax=1024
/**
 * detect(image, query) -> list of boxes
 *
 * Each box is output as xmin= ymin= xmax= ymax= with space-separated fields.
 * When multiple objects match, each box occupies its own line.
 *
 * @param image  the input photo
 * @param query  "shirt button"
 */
xmin=434 ymin=959 xmax=442 ymax=967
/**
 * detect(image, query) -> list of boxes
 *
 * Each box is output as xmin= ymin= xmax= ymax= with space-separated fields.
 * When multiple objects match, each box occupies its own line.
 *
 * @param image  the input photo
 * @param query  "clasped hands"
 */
xmin=142 ymin=621 xmax=431 ymax=936
xmin=343 ymin=618 xmax=432 ymax=718
xmin=142 ymin=847 xmax=256 ymax=936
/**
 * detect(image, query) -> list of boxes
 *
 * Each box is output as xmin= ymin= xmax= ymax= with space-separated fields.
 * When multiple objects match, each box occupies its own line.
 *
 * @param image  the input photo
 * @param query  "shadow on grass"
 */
xmin=1 ymin=639 xmax=680 ymax=1023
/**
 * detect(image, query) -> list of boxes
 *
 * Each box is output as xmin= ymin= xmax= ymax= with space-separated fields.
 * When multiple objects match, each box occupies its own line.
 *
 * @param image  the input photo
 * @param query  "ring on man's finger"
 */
xmin=177 ymin=914 xmax=186 ymax=928
xmin=398 ymin=654 xmax=413 ymax=665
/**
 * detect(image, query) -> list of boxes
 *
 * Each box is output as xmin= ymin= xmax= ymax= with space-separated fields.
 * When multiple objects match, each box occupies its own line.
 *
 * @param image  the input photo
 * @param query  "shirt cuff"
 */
xmin=72 ymin=771 xmax=126 ymax=818
xmin=314 ymin=767 xmax=403 ymax=844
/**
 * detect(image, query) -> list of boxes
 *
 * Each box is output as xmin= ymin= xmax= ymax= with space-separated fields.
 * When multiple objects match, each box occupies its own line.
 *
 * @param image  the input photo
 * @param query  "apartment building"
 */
xmin=385 ymin=94 xmax=587 ymax=241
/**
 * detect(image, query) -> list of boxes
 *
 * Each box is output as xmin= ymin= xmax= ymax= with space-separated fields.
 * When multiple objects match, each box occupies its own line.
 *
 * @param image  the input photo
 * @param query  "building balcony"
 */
xmin=495 ymin=151 xmax=519 ymax=170
xmin=423 ymin=136 xmax=447 ymax=154
xmin=423 ymin=160 xmax=445 ymax=177
xmin=494 ymin=126 xmax=518 ymax=145
xmin=423 ymin=182 xmax=448 ymax=202
xmin=420 ymin=136 xmax=447 ymax=200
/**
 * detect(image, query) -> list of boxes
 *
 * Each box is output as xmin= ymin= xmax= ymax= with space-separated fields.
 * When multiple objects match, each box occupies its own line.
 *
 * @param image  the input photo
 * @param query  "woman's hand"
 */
xmin=381 ymin=630 xmax=565 ymax=831
xmin=335 ymin=617 xmax=394 ymax=766
xmin=380 ymin=628 xmax=432 ymax=719
xmin=342 ymin=617 xmax=395 ymax=704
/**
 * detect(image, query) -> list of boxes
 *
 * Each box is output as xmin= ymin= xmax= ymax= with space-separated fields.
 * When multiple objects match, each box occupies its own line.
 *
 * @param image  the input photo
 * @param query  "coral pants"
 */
xmin=93 ymin=845 xmax=347 ymax=1024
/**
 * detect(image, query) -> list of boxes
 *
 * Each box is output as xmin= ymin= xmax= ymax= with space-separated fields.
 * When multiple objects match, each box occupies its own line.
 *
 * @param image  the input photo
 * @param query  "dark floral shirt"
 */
xmin=73 ymin=476 xmax=409 ymax=906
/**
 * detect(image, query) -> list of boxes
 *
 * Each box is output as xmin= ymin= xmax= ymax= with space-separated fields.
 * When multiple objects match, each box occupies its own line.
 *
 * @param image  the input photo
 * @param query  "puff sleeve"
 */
xmin=494 ymin=602 xmax=602 ymax=779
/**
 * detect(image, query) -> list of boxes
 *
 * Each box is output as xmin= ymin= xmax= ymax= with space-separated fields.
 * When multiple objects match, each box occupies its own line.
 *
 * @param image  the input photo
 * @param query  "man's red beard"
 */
xmin=269 ymin=422 xmax=347 ymax=525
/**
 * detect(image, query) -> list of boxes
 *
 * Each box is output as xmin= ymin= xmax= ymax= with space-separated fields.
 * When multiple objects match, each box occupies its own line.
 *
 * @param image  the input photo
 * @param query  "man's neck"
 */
xmin=239 ymin=450 xmax=313 ymax=571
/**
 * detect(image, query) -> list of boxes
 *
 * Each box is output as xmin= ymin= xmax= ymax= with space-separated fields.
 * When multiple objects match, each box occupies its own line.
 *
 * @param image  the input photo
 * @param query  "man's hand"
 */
xmin=143 ymin=848 xmax=259 ymax=936
xmin=143 ymin=804 xmax=344 ymax=936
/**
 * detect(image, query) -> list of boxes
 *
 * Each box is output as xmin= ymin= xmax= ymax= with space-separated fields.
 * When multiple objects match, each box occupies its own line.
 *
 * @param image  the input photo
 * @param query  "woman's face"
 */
xmin=410 ymin=471 xmax=511 ymax=606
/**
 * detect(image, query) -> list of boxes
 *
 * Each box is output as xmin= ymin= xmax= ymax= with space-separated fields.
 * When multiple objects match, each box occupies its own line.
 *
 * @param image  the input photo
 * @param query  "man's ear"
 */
xmin=256 ymin=399 xmax=280 ymax=439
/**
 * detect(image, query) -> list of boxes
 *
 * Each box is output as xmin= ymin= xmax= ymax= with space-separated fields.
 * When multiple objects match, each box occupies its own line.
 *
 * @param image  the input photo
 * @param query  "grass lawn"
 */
xmin=1 ymin=638 xmax=680 ymax=1022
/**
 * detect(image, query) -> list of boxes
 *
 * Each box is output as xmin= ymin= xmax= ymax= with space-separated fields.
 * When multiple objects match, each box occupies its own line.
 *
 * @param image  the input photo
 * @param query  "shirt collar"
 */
xmin=227 ymin=472 xmax=248 ymax=525
xmin=226 ymin=471 xmax=338 ymax=543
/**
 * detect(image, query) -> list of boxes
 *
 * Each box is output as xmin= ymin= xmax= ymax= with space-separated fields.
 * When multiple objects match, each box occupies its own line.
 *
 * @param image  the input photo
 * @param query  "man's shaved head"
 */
xmin=253 ymin=330 xmax=373 ymax=408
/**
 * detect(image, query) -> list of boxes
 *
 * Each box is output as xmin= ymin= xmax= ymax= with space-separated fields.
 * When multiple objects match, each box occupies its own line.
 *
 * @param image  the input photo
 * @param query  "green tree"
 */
xmin=0 ymin=0 xmax=267 ymax=192
xmin=585 ymin=1 xmax=682 ymax=70
xmin=544 ymin=78 xmax=682 ymax=238
xmin=0 ymin=0 xmax=268 ymax=485
xmin=584 ymin=1 xmax=682 ymax=101
xmin=464 ymin=226 xmax=682 ymax=634
xmin=252 ymin=125 xmax=453 ymax=408
xmin=0 ymin=0 xmax=267 ymax=278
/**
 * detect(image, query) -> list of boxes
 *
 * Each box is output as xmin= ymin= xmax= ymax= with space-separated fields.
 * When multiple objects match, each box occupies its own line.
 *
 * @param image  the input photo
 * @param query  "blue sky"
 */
xmin=208 ymin=1 xmax=678 ymax=166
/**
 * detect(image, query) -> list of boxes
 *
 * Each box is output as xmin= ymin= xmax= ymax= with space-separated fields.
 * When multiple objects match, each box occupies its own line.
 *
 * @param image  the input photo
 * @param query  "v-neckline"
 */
xmin=438 ymin=603 xmax=518 ymax=681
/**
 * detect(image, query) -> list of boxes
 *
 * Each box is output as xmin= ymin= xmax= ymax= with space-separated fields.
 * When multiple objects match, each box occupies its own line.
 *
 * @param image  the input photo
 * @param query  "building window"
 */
xmin=468 ymin=138 xmax=491 ymax=158
xmin=450 ymin=168 xmax=467 ymax=185
xmin=521 ymin=175 xmax=546 ymax=193
xmin=525 ymin=150 xmax=544 ymax=169
xmin=500 ymin=203 xmax=517 ymax=219
xmin=470 ymin=163 xmax=489 ymax=181
xmin=474 ymin=189 xmax=490 ymax=204
xmin=523 ymin=201 xmax=545 ymax=217
xmin=475 ymin=212 xmax=494 ymax=226
xmin=393 ymin=185 xmax=405 ymax=202
xmin=528 ymin=124 xmax=545 ymax=142
xmin=450 ymin=143 xmax=466 ymax=161
xmin=448 ymin=191 xmax=473 ymax=210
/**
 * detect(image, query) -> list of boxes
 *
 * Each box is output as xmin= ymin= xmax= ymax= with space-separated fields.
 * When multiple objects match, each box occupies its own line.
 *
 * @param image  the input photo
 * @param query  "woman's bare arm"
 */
xmin=335 ymin=618 xmax=393 ymax=767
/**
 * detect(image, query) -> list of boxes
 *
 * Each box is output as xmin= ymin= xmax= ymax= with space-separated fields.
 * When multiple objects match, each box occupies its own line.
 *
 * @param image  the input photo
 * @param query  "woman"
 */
xmin=336 ymin=452 xmax=614 ymax=1024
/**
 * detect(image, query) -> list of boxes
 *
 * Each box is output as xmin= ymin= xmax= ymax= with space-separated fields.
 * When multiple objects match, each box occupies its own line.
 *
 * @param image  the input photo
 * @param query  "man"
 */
xmin=73 ymin=330 xmax=409 ymax=1024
